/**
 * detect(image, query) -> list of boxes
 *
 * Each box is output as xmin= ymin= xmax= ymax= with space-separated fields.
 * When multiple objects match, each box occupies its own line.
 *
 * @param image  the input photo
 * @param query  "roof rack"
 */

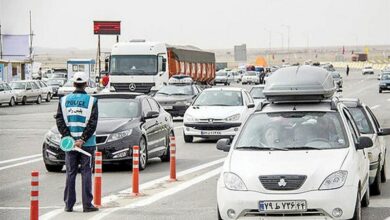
xmin=263 ymin=66 xmax=336 ymax=103
xmin=255 ymin=97 xmax=340 ymax=112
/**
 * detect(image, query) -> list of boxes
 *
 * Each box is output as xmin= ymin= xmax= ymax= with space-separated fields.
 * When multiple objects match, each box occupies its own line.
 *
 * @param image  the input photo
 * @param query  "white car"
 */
xmin=183 ymin=87 xmax=255 ymax=143
xmin=0 ymin=82 xmax=16 ymax=106
xmin=57 ymin=79 xmax=97 ymax=98
xmin=241 ymin=71 xmax=260 ymax=85
xmin=34 ymin=80 xmax=53 ymax=102
xmin=216 ymin=66 xmax=371 ymax=220
xmin=362 ymin=66 xmax=374 ymax=75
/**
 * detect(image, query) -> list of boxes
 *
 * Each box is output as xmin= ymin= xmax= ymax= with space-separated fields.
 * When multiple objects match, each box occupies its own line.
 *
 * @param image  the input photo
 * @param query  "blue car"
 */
xmin=379 ymin=72 xmax=390 ymax=93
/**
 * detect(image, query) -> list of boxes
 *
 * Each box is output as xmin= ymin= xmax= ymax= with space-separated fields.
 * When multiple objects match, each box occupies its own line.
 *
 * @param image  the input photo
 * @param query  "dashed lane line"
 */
xmin=0 ymin=154 xmax=41 ymax=164
xmin=0 ymin=158 xmax=42 ymax=171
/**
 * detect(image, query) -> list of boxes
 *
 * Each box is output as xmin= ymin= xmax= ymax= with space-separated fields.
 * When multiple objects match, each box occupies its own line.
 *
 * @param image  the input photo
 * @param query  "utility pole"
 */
xmin=0 ymin=23 xmax=3 ymax=59
xmin=98 ymin=34 xmax=101 ymax=77
xmin=29 ymin=10 xmax=33 ymax=60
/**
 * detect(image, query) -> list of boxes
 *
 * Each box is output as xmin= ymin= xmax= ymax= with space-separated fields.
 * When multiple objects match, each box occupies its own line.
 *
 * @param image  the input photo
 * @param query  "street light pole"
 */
xmin=264 ymin=28 xmax=272 ymax=64
xmin=282 ymin=25 xmax=291 ymax=62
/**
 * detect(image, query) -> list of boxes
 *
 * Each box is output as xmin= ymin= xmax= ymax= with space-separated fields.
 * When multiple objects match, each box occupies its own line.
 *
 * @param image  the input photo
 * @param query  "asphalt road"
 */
xmin=0 ymin=68 xmax=389 ymax=220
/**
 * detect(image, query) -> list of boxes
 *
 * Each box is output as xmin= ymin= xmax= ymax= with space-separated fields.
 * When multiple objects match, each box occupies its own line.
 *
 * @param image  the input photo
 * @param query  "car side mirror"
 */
xmin=216 ymin=138 xmax=231 ymax=152
xmin=144 ymin=111 xmax=159 ymax=119
xmin=247 ymin=103 xmax=255 ymax=108
xmin=356 ymin=136 xmax=373 ymax=150
xmin=378 ymin=128 xmax=390 ymax=136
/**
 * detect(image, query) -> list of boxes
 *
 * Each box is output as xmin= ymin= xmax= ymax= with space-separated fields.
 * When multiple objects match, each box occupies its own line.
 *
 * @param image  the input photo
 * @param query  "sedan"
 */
xmin=214 ymin=71 xmax=232 ymax=85
xmin=34 ymin=80 xmax=53 ymax=102
xmin=10 ymin=80 xmax=43 ymax=104
xmin=0 ymin=82 xmax=16 ymax=106
xmin=241 ymin=71 xmax=260 ymax=85
xmin=42 ymin=93 xmax=175 ymax=172
xmin=362 ymin=66 xmax=374 ymax=75
xmin=57 ymin=79 xmax=97 ymax=98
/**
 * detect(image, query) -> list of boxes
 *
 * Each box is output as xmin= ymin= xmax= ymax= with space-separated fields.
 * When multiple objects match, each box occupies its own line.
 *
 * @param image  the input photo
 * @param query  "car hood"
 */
xmin=154 ymin=95 xmax=192 ymax=102
xmin=185 ymin=106 xmax=245 ymax=119
xmin=228 ymin=148 xmax=350 ymax=193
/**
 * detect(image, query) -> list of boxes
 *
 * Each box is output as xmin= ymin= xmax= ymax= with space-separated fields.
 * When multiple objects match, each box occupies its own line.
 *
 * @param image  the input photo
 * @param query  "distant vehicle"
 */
xmin=183 ymin=87 xmax=255 ymax=142
xmin=241 ymin=71 xmax=259 ymax=85
xmin=249 ymin=85 xmax=266 ymax=106
xmin=0 ymin=82 xmax=16 ymax=107
xmin=362 ymin=66 xmax=374 ymax=75
xmin=214 ymin=71 xmax=232 ymax=85
xmin=153 ymin=76 xmax=202 ymax=117
xmin=46 ymin=79 xmax=63 ymax=97
xmin=108 ymin=40 xmax=215 ymax=94
xmin=42 ymin=93 xmax=175 ymax=172
xmin=228 ymin=71 xmax=241 ymax=83
xmin=34 ymin=80 xmax=53 ymax=102
xmin=379 ymin=73 xmax=390 ymax=93
xmin=341 ymin=98 xmax=389 ymax=195
xmin=379 ymin=67 xmax=390 ymax=80
xmin=10 ymin=80 xmax=43 ymax=104
xmin=331 ymin=71 xmax=343 ymax=88
xmin=57 ymin=79 xmax=97 ymax=98
xmin=44 ymin=72 xmax=67 ymax=85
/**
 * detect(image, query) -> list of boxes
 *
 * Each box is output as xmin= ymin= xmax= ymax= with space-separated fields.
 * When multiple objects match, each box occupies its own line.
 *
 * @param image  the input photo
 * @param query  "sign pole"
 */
xmin=98 ymin=34 xmax=101 ymax=78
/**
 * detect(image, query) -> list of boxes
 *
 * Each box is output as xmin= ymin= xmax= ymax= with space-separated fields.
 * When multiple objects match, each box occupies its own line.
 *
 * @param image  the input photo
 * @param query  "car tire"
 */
xmin=9 ymin=97 xmax=15 ymax=107
xmin=46 ymin=93 xmax=51 ymax=102
xmin=36 ymin=95 xmax=42 ymax=104
xmin=139 ymin=136 xmax=148 ymax=170
xmin=217 ymin=205 xmax=223 ymax=220
xmin=370 ymin=160 xmax=382 ymax=195
xmin=160 ymin=132 xmax=174 ymax=162
xmin=381 ymin=158 xmax=387 ymax=183
xmin=361 ymin=184 xmax=370 ymax=207
xmin=351 ymin=189 xmax=362 ymax=220
xmin=45 ymin=163 xmax=63 ymax=172
xmin=379 ymin=89 xmax=382 ymax=93
xmin=183 ymin=132 xmax=193 ymax=143
xmin=22 ymin=96 xmax=27 ymax=105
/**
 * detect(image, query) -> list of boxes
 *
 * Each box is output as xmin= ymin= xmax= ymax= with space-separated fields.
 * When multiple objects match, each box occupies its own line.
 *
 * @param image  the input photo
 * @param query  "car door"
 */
xmin=141 ymin=98 xmax=159 ymax=153
xmin=147 ymin=98 xmax=167 ymax=154
xmin=25 ymin=82 xmax=34 ymax=101
xmin=4 ymin=83 xmax=13 ymax=102
xmin=0 ymin=84 xmax=5 ymax=103
xmin=365 ymin=106 xmax=386 ymax=168
xmin=31 ymin=82 xmax=41 ymax=99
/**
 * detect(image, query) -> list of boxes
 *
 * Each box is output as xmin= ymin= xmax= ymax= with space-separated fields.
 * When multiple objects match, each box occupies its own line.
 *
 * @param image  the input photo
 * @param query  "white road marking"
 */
xmin=0 ymin=154 xmax=41 ymax=165
xmin=91 ymin=167 xmax=221 ymax=220
xmin=371 ymin=105 xmax=380 ymax=110
xmin=369 ymin=198 xmax=390 ymax=208
xmin=0 ymin=158 xmax=42 ymax=171
xmin=0 ymin=206 xmax=62 ymax=210
xmin=40 ymin=158 xmax=225 ymax=220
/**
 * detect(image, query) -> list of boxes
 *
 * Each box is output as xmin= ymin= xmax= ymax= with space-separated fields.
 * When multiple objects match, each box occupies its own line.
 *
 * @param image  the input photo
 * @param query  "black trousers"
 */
xmin=64 ymin=146 xmax=96 ymax=209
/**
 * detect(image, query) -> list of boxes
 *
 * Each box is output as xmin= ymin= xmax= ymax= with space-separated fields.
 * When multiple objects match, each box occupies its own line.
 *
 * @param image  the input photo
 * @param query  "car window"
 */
xmin=242 ymin=91 xmax=249 ymax=105
xmin=235 ymin=111 xmax=348 ymax=150
xmin=148 ymin=98 xmax=160 ymax=112
xmin=0 ymin=84 xmax=4 ymax=91
xmin=348 ymin=107 xmax=374 ymax=134
xmin=141 ymin=99 xmax=152 ymax=115
xmin=26 ymin=82 xmax=32 ymax=90
xmin=39 ymin=81 xmax=47 ymax=87
xmin=245 ymin=91 xmax=254 ymax=104
xmin=365 ymin=106 xmax=380 ymax=132
xmin=250 ymin=87 xmax=265 ymax=99
xmin=31 ymin=82 xmax=40 ymax=90
xmin=343 ymin=109 xmax=360 ymax=144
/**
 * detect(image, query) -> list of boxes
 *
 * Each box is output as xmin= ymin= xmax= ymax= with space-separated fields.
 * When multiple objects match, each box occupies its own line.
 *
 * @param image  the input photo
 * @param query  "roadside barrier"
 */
xmin=30 ymin=171 xmax=39 ymax=220
xmin=94 ymin=151 xmax=102 ymax=207
xmin=169 ymin=136 xmax=177 ymax=181
xmin=132 ymin=145 xmax=140 ymax=196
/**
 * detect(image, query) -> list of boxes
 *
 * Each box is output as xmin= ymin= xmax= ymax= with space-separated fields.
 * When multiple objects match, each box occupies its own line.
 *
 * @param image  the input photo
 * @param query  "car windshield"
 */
xmin=348 ymin=107 xmax=374 ymax=134
xmin=50 ymin=73 xmax=66 ymax=79
xmin=250 ymin=87 xmax=265 ymax=99
xmin=245 ymin=72 xmax=256 ymax=76
xmin=99 ymin=99 xmax=140 ymax=118
xmin=381 ymin=74 xmax=390 ymax=80
xmin=10 ymin=82 xmax=26 ymax=90
xmin=156 ymin=85 xmax=193 ymax=95
xmin=216 ymin=72 xmax=227 ymax=76
xmin=235 ymin=112 xmax=348 ymax=150
xmin=110 ymin=55 xmax=158 ymax=75
xmin=193 ymin=90 xmax=243 ymax=106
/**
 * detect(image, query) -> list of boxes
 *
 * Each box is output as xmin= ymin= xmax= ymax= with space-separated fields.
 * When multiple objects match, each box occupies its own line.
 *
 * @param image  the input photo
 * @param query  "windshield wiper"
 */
xmin=286 ymin=146 xmax=321 ymax=150
xmin=236 ymin=146 xmax=288 ymax=151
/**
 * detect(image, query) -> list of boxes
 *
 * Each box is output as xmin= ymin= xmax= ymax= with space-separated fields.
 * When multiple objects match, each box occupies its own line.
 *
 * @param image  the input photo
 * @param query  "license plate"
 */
xmin=200 ymin=131 xmax=222 ymax=135
xmin=163 ymin=106 xmax=173 ymax=110
xmin=259 ymin=200 xmax=307 ymax=212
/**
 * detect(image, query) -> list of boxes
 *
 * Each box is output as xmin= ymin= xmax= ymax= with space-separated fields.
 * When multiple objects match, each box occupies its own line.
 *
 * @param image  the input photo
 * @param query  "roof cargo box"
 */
xmin=263 ymin=66 xmax=336 ymax=102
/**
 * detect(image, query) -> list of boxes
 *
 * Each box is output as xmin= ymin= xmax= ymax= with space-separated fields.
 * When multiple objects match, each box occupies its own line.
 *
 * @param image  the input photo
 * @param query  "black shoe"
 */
xmin=64 ymin=207 xmax=73 ymax=212
xmin=83 ymin=206 xmax=99 ymax=212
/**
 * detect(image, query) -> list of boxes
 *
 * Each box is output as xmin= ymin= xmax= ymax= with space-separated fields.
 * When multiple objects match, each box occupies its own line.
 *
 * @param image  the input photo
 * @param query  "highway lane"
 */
xmin=1 ymin=68 xmax=390 ymax=220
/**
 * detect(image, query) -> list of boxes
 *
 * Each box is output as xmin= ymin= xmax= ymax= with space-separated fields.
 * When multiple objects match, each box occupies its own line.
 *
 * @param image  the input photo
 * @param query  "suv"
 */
xmin=216 ymin=66 xmax=372 ymax=220
xmin=340 ymin=98 xmax=389 ymax=195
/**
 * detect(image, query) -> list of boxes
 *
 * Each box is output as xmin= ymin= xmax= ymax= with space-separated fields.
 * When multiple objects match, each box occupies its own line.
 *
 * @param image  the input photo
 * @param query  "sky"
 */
xmin=1 ymin=0 xmax=389 ymax=50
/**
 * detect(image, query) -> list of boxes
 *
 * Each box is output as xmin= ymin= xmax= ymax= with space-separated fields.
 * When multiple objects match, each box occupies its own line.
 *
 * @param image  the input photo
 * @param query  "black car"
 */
xmin=42 ymin=93 xmax=175 ymax=172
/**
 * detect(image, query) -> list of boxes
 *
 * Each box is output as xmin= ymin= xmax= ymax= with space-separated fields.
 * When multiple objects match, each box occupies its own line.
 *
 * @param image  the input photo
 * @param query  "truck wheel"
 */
xmin=183 ymin=132 xmax=193 ymax=143
xmin=45 ymin=163 xmax=63 ymax=172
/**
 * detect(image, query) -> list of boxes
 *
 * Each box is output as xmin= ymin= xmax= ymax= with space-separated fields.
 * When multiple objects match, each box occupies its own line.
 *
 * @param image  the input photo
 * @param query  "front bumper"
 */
xmin=183 ymin=122 xmax=241 ymax=138
xmin=217 ymin=184 xmax=357 ymax=220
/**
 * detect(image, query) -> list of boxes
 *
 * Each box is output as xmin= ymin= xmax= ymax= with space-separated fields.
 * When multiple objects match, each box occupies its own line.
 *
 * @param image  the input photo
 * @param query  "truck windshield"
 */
xmin=110 ymin=55 xmax=158 ymax=75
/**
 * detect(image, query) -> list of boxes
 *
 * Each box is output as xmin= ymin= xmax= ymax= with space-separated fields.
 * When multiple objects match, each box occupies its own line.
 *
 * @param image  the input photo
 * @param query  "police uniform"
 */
xmin=56 ymin=73 xmax=98 ymax=212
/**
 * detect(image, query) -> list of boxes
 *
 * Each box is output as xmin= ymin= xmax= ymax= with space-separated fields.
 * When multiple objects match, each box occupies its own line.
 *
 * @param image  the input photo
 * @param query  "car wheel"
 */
xmin=160 ymin=131 xmax=174 ymax=162
xmin=45 ymin=163 xmax=63 ymax=172
xmin=183 ymin=132 xmax=193 ymax=143
xmin=351 ymin=190 xmax=362 ymax=220
xmin=379 ymin=89 xmax=382 ymax=93
xmin=370 ymin=160 xmax=382 ymax=195
xmin=22 ymin=96 xmax=27 ymax=105
xmin=9 ymin=97 xmax=15 ymax=107
xmin=217 ymin=205 xmax=223 ymax=220
xmin=381 ymin=158 xmax=387 ymax=183
xmin=139 ymin=136 xmax=148 ymax=170
xmin=36 ymin=95 xmax=42 ymax=104
xmin=46 ymin=93 xmax=51 ymax=102
xmin=361 ymin=184 xmax=370 ymax=207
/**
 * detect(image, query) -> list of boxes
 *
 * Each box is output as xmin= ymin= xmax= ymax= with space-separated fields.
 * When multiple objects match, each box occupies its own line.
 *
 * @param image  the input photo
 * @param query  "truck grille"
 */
xmin=111 ymin=83 xmax=155 ymax=94
xmin=259 ymin=175 xmax=306 ymax=191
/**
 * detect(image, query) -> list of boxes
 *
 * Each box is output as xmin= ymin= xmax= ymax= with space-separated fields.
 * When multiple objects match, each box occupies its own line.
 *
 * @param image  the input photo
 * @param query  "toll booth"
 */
xmin=67 ymin=59 xmax=96 ymax=80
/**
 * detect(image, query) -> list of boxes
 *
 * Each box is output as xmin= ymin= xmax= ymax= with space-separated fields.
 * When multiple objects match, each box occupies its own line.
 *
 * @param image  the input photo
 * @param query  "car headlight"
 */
xmin=225 ymin=113 xmax=240 ymax=122
xmin=319 ymin=170 xmax=348 ymax=190
xmin=223 ymin=172 xmax=247 ymax=191
xmin=184 ymin=114 xmax=199 ymax=122
xmin=45 ymin=130 xmax=61 ymax=145
xmin=107 ymin=130 xmax=132 ymax=142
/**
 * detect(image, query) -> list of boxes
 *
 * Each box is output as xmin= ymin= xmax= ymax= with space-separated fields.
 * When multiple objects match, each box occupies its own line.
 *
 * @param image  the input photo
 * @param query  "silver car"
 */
xmin=10 ymin=80 xmax=43 ymax=105
xmin=0 ymin=82 xmax=16 ymax=107
xmin=34 ymin=80 xmax=53 ymax=102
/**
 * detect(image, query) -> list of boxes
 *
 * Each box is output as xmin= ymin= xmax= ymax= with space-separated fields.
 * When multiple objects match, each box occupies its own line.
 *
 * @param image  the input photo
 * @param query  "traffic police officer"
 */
xmin=56 ymin=72 xmax=99 ymax=212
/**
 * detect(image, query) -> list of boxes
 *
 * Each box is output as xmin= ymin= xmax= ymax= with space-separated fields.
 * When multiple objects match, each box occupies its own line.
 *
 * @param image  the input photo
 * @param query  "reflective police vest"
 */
xmin=61 ymin=93 xmax=97 ymax=147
